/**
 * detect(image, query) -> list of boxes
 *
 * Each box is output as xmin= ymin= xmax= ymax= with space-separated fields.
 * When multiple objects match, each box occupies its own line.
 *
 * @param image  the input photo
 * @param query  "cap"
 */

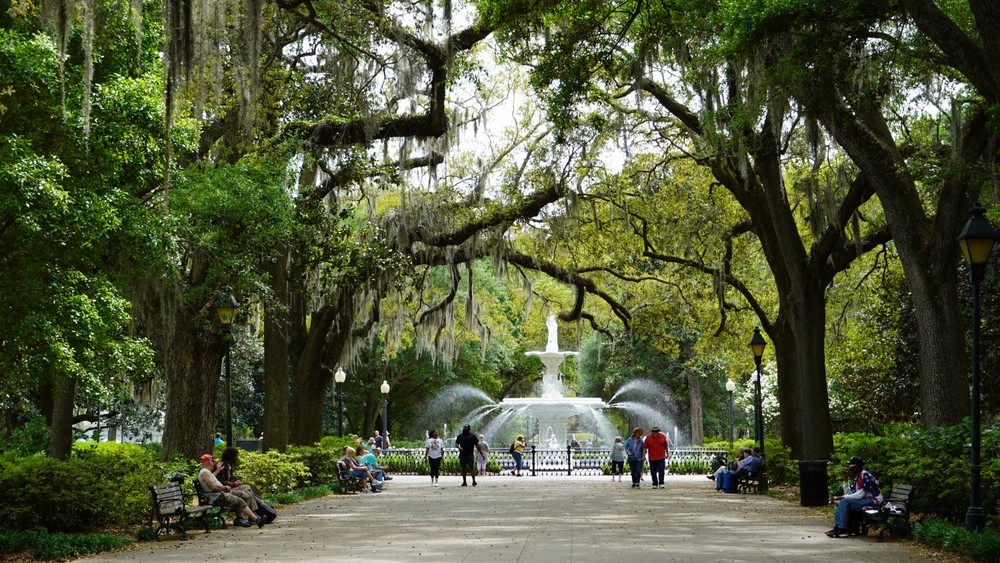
xmin=200 ymin=454 xmax=213 ymax=462
xmin=651 ymin=426 xmax=660 ymax=432
xmin=848 ymin=456 xmax=865 ymax=466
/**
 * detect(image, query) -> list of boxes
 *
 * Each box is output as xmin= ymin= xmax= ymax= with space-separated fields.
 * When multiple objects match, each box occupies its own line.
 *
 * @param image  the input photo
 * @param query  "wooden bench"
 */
xmin=736 ymin=460 xmax=765 ymax=494
xmin=863 ymin=484 xmax=915 ymax=541
xmin=192 ymin=479 xmax=233 ymax=527
xmin=149 ymin=482 xmax=213 ymax=540
xmin=337 ymin=461 xmax=366 ymax=493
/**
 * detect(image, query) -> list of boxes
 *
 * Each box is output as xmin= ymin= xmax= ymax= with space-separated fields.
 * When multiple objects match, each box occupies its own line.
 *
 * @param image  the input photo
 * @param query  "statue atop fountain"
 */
xmin=525 ymin=313 xmax=579 ymax=398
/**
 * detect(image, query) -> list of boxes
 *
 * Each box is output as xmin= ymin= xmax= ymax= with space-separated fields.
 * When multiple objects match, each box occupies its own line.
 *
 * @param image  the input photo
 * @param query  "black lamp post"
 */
xmin=380 ymin=380 xmax=390 ymax=450
xmin=749 ymin=327 xmax=767 ymax=493
xmin=726 ymin=379 xmax=736 ymax=445
xmin=959 ymin=203 xmax=996 ymax=532
xmin=215 ymin=290 xmax=238 ymax=448
xmin=334 ymin=367 xmax=346 ymax=437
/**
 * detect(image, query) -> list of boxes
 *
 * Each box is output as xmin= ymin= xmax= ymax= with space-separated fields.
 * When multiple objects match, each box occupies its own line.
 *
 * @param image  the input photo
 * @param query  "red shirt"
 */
xmin=643 ymin=432 xmax=669 ymax=461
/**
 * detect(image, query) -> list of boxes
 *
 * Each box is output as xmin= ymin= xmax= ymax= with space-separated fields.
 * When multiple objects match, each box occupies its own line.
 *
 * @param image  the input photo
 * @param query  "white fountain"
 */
xmin=500 ymin=313 xmax=606 ymax=449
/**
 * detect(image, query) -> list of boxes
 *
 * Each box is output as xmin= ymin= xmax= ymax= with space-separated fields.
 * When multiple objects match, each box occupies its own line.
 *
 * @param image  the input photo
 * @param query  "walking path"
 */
xmin=83 ymin=475 xmax=944 ymax=563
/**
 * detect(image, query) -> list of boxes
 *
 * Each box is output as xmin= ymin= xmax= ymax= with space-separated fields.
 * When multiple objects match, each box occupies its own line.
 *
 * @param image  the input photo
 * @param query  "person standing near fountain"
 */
xmin=625 ymin=428 xmax=645 ymax=488
xmin=609 ymin=436 xmax=626 ymax=482
xmin=455 ymin=424 xmax=479 ymax=486
xmin=475 ymin=435 xmax=490 ymax=476
xmin=512 ymin=435 xmax=526 ymax=476
xmin=644 ymin=426 xmax=670 ymax=489
xmin=425 ymin=429 xmax=445 ymax=486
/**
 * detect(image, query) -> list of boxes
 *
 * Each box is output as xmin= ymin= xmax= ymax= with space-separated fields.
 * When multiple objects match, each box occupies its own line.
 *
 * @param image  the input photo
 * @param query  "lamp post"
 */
xmin=380 ymin=380 xmax=390 ymax=451
xmin=959 ymin=203 xmax=996 ymax=532
xmin=726 ymin=379 xmax=736 ymax=445
xmin=749 ymin=327 xmax=767 ymax=493
xmin=215 ymin=290 xmax=238 ymax=448
xmin=334 ymin=367 xmax=346 ymax=437
xmin=448 ymin=390 xmax=457 ymax=428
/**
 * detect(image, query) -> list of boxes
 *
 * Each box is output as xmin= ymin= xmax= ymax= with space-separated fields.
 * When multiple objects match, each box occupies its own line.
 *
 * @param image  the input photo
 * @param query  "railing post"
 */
xmin=567 ymin=445 xmax=572 ymax=476
xmin=531 ymin=445 xmax=536 ymax=476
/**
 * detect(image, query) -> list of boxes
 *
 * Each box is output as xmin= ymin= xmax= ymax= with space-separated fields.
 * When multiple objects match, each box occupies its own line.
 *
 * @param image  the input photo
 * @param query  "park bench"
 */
xmin=149 ymin=482 xmax=213 ymax=540
xmin=337 ymin=461 xmax=366 ymax=493
xmin=736 ymin=460 xmax=766 ymax=494
xmin=863 ymin=484 xmax=915 ymax=541
xmin=192 ymin=478 xmax=234 ymax=527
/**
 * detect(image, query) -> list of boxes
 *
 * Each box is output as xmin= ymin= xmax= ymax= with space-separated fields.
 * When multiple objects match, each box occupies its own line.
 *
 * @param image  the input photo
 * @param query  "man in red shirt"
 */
xmin=643 ymin=426 xmax=670 ymax=489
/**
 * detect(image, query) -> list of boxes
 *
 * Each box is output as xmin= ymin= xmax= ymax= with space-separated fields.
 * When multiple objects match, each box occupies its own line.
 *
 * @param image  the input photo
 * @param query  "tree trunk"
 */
xmin=47 ymin=376 xmax=76 ymax=460
xmin=681 ymin=340 xmax=703 ymax=446
xmin=262 ymin=245 xmax=290 ymax=452
xmin=160 ymin=313 xmax=225 ymax=460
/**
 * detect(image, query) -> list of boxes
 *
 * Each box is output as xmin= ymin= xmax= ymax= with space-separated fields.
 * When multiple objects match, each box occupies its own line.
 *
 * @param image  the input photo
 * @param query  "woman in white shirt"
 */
xmin=475 ymin=435 xmax=490 ymax=476
xmin=425 ymin=429 xmax=445 ymax=486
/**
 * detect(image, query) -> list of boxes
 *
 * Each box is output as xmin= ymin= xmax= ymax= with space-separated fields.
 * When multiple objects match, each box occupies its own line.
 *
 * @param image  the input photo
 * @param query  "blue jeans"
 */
xmin=834 ymin=497 xmax=875 ymax=529
xmin=629 ymin=459 xmax=643 ymax=485
xmin=649 ymin=459 xmax=666 ymax=486
xmin=349 ymin=469 xmax=367 ymax=479
xmin=512 ymin=451 xmax=523 ymax=471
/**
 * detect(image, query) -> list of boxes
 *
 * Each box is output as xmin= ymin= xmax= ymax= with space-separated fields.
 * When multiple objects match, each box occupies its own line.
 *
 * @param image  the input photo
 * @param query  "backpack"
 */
xmin=508 ymin=442 xmax=516 ymax=455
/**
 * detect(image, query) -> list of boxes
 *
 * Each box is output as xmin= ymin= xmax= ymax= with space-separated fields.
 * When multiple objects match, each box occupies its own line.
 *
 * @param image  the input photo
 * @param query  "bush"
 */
xmin=915 ymin=520 xmax=1000 ymax=563
xmin=0 ymin=442 xmax=160 ymax=532
xmin=0 ymin=530 xmax=131 ymax=560
xmin=237 ymin=450 xmax=310 ymax=494
xmin=286 ymin=445 xmax=340 ymax=487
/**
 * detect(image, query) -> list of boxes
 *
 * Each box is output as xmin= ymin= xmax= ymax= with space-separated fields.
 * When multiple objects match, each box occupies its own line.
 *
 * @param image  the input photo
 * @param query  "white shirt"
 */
xmin=426 ymin=438 xmax=445 ymax=459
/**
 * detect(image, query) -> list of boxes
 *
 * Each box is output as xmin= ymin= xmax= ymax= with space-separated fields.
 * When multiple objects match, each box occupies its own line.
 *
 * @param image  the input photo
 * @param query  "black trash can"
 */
xmin=799 ymin=459 xmax=829 ymax=506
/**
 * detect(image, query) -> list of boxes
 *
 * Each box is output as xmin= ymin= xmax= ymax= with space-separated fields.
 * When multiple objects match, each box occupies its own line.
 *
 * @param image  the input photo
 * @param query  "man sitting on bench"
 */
xmin=723 ymin=447 xmax=761 ymax=493
xmin=338 ymin=447 xmax=381 ymax=493
xmin=198 ymin=454 xmax=265 ymax=528
xmin=357 ymin=445 xmax=392 ymax=483
xmin=827 ymin=456 xmax=882 ymax=538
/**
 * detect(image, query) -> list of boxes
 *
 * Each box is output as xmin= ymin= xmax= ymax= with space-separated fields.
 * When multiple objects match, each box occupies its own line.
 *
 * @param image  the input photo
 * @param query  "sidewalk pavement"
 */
xmin=81 ymin=474 xmax=943 ymax=563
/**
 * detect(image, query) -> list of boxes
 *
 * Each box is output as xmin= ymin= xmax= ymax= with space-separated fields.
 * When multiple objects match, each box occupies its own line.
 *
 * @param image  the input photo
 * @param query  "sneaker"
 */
xmin=707 ymin=475 xmax=715 ymax=481
xmin=383 ymin=476 xmax=393 ymax=481
xmin=374 ymin=480 xmax=384 ymax=487
xmin=461 ymin=482 xmax=468 ymax=486
xmin=234 ymin=517 xmax=250 ymax=527
xmin=472 ymin=481 xmax=477 ymax=486
xmin=826 ymin=528 xmax=849 ymax=538
xmin=257 ymin=517 xmax=266 ymax=529
xmin=659 ymin=485 xmax=665 ymax=489
xmin=433 ymin=482 xmax=438 ymax=487
xmin=371 ymin=487 xmax=382 ymax=493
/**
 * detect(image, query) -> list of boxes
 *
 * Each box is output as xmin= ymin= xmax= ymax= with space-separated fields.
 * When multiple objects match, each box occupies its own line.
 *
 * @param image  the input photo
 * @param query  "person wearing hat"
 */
xmin=826 ymin=456 xmax=882 ymax=538
xmin=624 ymin=427 xmax=645 ymax=488
xmin=197 ymin=454 xmax=265 ymax=528
xmin=643 ymin=426 xmax=670 ymax=489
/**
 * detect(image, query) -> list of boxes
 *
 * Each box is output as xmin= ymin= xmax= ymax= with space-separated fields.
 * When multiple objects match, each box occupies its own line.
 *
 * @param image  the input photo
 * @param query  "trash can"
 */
xmin=799 ymin=459 xmax=829 ymax=506
xmin=236 ymin=438 xmax=262 ymax=452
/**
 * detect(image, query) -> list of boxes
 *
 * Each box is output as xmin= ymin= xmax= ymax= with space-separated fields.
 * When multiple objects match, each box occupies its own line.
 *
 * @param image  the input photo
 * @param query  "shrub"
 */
xmin=286 ymin=445 xmax=339 ymax=486
xmin=915 ymin=520 xmax=1000 ymax=563
xmin=0 ymin=529 xmax=131 ymax=560
xmin=237 ymin=450 xmax=310 ymax=493
xmin=0 ymin=442 xmax=160 ymax=532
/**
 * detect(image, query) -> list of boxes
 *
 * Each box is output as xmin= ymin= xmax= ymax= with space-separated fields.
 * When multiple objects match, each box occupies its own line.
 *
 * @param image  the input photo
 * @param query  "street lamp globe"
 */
xmin=334 ymin=367 xmax=346 ymax=384
xmin=726 ymin=379 xmax=736 ymax=393
xmin=214 ymin=290 xmax=238 ymax=326
xmin=381 ymin=380 xmax=390 ymax=395
xmin=749 ymin=327 xmax=766 ymax=363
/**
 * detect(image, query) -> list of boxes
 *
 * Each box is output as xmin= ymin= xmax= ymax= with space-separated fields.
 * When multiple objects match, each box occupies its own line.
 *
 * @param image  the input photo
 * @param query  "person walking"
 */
xmin=644 ymin=426 xmax=669 ymax=489
xmin=625 ymin=427 xmax=645 ymax=488
xmin=455 ymin=424 xmax=479 ymax=486
xmin=475 ymin=435 xmax=490 ymax=476
xmin=512 ymin=435 xmax=526 ymax=476
xmin=609 ymin=436 xmax=626 ymax=482
xmin=425 ymin=429 xmax=445 ymax=486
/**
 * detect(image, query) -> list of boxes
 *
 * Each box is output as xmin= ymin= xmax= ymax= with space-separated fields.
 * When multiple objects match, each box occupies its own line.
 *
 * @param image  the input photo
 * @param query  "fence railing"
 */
xmin=379 ymin=446 xmax=726 ymax=476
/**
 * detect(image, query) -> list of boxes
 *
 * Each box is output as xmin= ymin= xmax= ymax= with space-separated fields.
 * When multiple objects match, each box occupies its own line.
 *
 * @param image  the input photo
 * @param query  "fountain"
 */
xmin=498 ymin=313 xmax=606 ymax=449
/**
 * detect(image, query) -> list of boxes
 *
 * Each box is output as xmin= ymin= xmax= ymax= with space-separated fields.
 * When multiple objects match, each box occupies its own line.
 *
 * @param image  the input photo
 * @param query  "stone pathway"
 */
xmin=81 ymin=475 xmax=944 ymax=563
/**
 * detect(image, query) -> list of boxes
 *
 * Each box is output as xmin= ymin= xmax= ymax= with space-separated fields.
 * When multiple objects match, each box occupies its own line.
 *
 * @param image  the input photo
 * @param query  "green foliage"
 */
xmin=286 ymin=445 xmax=340 ymax=487
xmin=0 ymin=417 xmax=49 ymax=456
xmin=762 ymin=439 xmax=797 ymax=485
xmin=914 ymin=520 xmax=1000 ymax=563
xmin=0 ymin=530 xmax=131 ymax=560
xmin=236 ymin=450 xmax=310 ymax=494
xmin=669 ymin=459 xmax=710 ymax=475
xmin=0 ymin=442 xmax=159 ymax=532
xmin=260 ymin=485 xmax=333 ymax=507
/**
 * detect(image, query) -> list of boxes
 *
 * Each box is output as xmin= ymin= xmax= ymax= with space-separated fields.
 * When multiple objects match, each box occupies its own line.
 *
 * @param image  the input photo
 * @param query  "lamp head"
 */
xmin=334 ymin=367 xmax=346 ymax=384
xmin=214 ymin=289 xmax=238 ymax=326
xmin=380 ymin=380 xmax=390 ymax=394
xmin=448 ymin=390 xmax=457 ymax=404
xmin=726 ymin=379 xmax=736 ymax=393
xmin=749 ymin=327 xmax=766 ymax=362
xmin=958 ymin=203 xmax=996 ymax=282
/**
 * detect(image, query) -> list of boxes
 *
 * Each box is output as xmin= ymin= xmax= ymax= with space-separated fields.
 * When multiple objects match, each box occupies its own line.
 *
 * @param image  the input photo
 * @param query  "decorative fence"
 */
xmin=380 ymin=446 xmax=726 ymax=476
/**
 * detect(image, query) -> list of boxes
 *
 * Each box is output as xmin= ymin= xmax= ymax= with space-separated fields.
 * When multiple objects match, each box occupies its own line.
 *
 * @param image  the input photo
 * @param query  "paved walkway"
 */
xmin=83 ymin=475 xmax=943 ymax=563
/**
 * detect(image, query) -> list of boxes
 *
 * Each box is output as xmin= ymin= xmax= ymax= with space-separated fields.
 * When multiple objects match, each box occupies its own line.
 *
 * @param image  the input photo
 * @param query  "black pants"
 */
xmin=629 ymin=459 xmax=643 ymax=485
xmin=611 ymin=460 xmax=624 ymax=476
xmin=429 ymin=457 xmax=442 ymax=480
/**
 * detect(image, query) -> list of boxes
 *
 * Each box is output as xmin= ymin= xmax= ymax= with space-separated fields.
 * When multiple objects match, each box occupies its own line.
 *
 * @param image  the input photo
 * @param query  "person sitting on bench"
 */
xmin=198 ymin=454 xmax=265 ymax=528
xmin=339 ymin=447 xmax=382 ymax=492
xmin=723 ymin=447 xmax=761 ymax=493
xmin=357 ymin=445 xmax=392 ymax=482
xmin=826 ymin=456 xmax=882 ymax=538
